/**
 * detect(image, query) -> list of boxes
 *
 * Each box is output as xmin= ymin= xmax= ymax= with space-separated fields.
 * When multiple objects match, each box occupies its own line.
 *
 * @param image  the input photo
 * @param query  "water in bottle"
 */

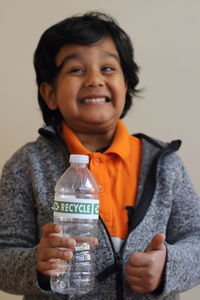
xmin=50 ymin=154 xmax=99 ymax=295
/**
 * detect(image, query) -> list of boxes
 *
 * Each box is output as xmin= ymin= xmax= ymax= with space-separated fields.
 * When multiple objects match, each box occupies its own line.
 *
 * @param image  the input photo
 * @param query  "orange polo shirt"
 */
xmin=61 ymin=120 xmax=141 ymax=243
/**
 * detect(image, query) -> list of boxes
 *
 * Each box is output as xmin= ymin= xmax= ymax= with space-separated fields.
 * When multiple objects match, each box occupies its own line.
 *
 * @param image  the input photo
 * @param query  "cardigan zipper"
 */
xmin=98 ymin=216 xmax=125 ymax=300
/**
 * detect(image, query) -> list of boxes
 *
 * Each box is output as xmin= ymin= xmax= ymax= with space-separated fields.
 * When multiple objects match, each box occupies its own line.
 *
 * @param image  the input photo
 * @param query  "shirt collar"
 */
xmin=104 ymin=121 xmax=130 ymax=160
xmin=61 ymin=120 xmax=130 ymax=161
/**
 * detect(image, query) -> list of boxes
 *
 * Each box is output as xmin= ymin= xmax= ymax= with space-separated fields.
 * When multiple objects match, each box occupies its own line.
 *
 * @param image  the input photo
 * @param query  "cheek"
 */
xmin=118 ymin=83 xmax=127 ymax=103
xmin=55 ymin=86 xmax=77 ymax=107
xmin=114 ymin=77 xmax=127 ymax=95
xmin=57 ymin=86 xmax=73 ymax=98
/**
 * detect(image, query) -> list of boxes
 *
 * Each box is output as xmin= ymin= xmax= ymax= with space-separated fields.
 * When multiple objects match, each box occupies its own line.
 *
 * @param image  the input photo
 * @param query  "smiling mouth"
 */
xmin=80 ymin=97 xmax=112 ymax=104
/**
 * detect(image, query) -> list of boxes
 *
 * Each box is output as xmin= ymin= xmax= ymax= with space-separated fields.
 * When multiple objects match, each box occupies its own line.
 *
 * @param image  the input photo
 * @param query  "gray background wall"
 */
xmin=0 ymin=0 xmax=200 ymax=299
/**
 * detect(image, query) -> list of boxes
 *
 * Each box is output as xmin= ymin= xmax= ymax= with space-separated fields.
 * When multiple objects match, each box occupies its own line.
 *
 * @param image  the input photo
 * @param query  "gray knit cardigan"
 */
xmin=0 ymin=126 xmax=200 ymax=300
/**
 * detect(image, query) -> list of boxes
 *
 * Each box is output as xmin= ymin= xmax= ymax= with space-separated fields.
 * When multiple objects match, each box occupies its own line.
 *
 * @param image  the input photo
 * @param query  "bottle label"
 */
xmin=53 ymin=197 xmax=99 ymax=219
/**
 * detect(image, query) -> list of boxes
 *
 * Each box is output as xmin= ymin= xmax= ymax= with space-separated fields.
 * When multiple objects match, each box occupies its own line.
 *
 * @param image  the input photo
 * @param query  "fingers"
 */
xmin=75 ymin=236 xmax=98 ymax=246
xmin=37 ymin=249 xmax=73 ymax=276
xmin=42 ymin=223 xmax=62 ymax=237
xmin=37 ymin=245 xmax=74 ymax=276
xmin=38 ymin=258 xmax=69 ymax=276
xmin=41 ymin=223 xmax=98 ymax=246
xmin=125 ymin=255 xmax=161 ymax=294
xmin=37 ymin=223 xmax=76 ymax=276
xmin=39 ymin=246 xmax=73 ymax=261
xmin=126 ymin=265 xmax=162 ymax=294
xmin=37 ymin=223 xmax=99 ymax=277
xmin=127 ymin=233 xmax=166 ymax=268
xmin=127 ymin=280 xmax=152 ymax=294
xmin=41 ymin=235 xmax=76 ymax=250
xmin=127 ymin=251 xmax=157 ymax=268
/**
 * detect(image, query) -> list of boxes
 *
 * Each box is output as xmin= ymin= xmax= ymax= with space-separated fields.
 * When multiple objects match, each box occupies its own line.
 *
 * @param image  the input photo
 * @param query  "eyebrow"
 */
xmin=58 ymin=53 xmax=80 ymax=69
xmin=103 ymin=51 xmax=120 ymax=62
xmin=58 ymin=51 xmax=120 ymax=69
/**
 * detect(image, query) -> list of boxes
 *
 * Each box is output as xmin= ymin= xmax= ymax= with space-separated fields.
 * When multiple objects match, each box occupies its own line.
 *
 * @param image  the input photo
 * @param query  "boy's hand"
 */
xmin=37 ymin=223 xmax=98 ymax=277
xmin=37 ymin=223 xmax=76 ymax=276
xmin=125 ymin=233 xmax=166 ymax=294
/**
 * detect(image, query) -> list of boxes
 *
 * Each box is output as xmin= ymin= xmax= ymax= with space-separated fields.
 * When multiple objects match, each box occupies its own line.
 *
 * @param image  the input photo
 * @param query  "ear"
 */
xmin=40 ymin=82 xmax=58 ymax=110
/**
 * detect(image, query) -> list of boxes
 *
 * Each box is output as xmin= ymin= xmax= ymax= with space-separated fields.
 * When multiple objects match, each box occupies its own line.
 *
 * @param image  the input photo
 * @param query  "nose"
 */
xmin=84 ymin=69 xmax=104 ymax=87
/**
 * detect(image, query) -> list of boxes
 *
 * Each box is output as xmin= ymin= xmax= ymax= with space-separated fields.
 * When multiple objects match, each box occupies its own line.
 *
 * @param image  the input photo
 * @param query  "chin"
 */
xmin=86 ymin=118 xmax=111 ymax=126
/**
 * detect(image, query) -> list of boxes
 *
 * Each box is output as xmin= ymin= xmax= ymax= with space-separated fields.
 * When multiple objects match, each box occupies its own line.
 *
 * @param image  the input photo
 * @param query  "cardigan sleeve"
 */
xmin=0 ymin=152 xmax=51 ymax=296
xmin=158 ymin=155 xmax=200 ymax=297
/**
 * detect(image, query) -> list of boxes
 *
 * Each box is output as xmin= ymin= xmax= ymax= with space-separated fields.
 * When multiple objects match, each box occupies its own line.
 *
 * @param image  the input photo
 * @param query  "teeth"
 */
xmin=82 ymin=97 xmax=106 ymax=104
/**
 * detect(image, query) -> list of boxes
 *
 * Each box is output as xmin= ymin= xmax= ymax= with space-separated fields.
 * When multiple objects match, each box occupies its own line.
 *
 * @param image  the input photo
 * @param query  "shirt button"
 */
xmin=99 ymin=185 xmax=105 ymax=193
xmin=93 ymin=158 xmax=100 ymax=165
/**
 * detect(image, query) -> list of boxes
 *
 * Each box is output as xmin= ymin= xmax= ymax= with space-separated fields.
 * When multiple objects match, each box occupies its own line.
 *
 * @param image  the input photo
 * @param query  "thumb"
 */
xmin=145 ymin=233 xmax=165 ymax=252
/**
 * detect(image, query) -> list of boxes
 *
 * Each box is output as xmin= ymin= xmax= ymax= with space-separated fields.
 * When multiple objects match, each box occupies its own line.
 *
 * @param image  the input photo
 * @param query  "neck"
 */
xmin=76 ymin=128 xmax=116 ymax=152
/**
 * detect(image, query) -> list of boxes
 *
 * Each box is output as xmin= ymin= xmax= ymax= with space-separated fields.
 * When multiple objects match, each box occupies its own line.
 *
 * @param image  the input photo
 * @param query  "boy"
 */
xmin=0 ymin=11 xmax=200 ymax=300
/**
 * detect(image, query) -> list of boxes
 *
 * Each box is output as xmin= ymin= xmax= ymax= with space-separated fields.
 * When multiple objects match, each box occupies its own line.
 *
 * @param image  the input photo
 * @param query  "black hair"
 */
xmin=33 ymin=11 xmax=139 ymax=125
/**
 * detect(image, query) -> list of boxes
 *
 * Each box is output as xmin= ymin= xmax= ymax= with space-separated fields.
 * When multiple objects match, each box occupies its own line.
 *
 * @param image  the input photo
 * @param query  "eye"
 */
xmin=102 ymin=66 xmax=115 ymax=73
xmin=69 ymin=67 xmax=85 ymax=74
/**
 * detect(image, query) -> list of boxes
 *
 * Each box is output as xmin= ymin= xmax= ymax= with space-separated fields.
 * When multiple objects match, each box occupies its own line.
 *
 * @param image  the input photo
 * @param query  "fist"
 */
xmin=125 ymin=233 xmax=166 ymax=294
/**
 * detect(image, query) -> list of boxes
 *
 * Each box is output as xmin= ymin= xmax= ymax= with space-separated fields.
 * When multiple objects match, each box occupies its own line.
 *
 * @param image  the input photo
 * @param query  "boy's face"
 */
xmin=41 ymin=37 xmax=127 ymax=134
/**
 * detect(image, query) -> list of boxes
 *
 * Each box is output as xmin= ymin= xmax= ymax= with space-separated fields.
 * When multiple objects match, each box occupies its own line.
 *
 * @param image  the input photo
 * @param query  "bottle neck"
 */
xmin=70 ymin=162 xmax=88 ymax=168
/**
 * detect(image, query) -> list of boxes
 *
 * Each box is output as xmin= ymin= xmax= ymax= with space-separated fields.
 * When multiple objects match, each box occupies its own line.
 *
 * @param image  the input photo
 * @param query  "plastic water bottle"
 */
xmin=50 ymin=154 xmax=99 ymax=295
